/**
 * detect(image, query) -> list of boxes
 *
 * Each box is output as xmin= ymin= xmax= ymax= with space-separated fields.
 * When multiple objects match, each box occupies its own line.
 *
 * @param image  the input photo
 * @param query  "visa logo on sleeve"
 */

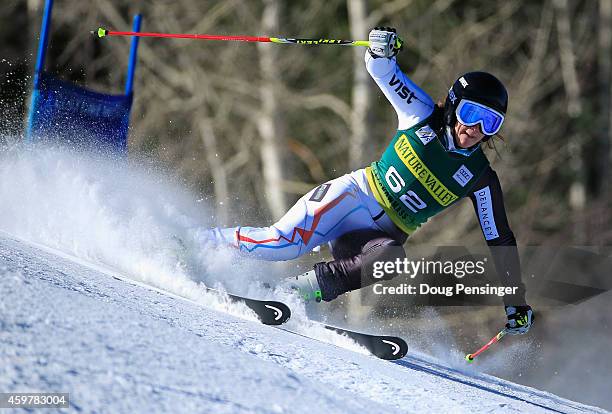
xmin=415 ymin=125 xmax=437 ymax=145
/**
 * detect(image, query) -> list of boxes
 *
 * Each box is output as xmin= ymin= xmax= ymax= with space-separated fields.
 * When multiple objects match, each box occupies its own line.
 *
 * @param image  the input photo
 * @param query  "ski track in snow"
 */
xmin=1 ymin=233 xmax=608 ymax=414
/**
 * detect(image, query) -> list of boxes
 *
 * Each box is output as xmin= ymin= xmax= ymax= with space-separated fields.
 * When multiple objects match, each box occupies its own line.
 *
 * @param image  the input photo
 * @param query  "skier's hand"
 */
xmin=505 ymin=305 xmax=534 ymax=335
xmin=368 ymin=27 xmax=404 ymax=58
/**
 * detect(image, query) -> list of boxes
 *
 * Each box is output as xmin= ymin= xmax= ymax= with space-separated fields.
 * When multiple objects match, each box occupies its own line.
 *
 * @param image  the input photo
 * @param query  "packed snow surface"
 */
xmin=1 ymin=233 xmax=606 ymax=414
xmin=0 ymin=146 xmax=608 ymax=413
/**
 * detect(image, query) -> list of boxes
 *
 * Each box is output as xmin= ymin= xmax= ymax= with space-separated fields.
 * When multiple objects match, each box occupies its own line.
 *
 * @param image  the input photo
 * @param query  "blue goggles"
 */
xmin=455 ymin=99 xmax=505 ymax=136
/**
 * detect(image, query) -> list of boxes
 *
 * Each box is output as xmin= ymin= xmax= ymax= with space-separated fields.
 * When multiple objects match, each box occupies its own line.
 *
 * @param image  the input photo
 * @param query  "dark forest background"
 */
xmin=2 ymin=0 xmax=612 ymax=247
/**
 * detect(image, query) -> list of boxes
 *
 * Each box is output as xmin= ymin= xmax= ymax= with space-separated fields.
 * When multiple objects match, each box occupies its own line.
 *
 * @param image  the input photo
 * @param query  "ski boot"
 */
xmin=282 ymin=270 xmax=323 ymax=303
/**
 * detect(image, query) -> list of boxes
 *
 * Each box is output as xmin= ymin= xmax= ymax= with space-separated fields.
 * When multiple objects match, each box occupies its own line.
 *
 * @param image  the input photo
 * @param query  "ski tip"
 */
xmin=243 ymin=300 xmax=291 ymax=326
xmin=371 ymin=337 xmax=408 ymax=360
xmin=97 ymin=27 xmax=108 ymax=38
xmin=263 ymin=302 xmax=291 ymax=325
xmin=465 ymin=353 xmax=474 ymax=363
xmin=383 ymin=338 xmax=408 ymax=360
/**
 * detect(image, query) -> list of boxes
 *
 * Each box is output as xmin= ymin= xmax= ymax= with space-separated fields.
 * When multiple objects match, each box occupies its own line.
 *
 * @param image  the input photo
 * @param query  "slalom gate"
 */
xmin=25 ymin=0 xmax=141 ymax=152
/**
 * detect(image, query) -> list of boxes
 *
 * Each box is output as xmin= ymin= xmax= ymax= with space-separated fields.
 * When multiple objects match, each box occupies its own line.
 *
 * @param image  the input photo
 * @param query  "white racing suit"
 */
xmin=201 ymin=52 xmax=435 ymax=301
xmin=205 ymin=170 xmax=408 ymax=301
xmin=203 ymin=51 xmax=526 ymax=305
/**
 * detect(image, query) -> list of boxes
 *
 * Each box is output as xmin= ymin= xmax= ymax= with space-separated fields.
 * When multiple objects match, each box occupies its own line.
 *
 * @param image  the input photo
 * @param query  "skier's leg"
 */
xmin=199 ymin=174 xmax=378 ymax=261
xmin=314 ymin=229 xmax=408 ymax=301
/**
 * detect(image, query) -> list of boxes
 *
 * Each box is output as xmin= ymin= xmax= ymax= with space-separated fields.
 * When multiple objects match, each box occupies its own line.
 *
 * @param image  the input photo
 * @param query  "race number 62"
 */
xmin=384 ymin=166 xmax=427 ymax=213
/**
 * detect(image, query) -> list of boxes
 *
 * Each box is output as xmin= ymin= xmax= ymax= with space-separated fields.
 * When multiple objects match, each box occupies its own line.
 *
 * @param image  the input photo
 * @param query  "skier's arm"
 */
xmin=469 ymin=167 xmax=527 ymax=306
xmin=364 ymin=36 xmax=435 ymax=130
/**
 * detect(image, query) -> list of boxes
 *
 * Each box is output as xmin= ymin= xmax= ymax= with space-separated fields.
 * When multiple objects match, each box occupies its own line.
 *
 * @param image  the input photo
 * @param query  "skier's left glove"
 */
xmin=368 ymin=27 xmax=404 ymax=58
xmin=505 ymin=305 xmax=534 ymax=335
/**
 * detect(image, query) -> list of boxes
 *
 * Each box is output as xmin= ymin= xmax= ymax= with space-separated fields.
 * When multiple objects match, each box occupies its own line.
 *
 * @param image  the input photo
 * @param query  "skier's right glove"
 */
xmin=368 ymin=27 xmax=404 ymax=58
xmin=505 ymin=305 xmax=534 ymax=335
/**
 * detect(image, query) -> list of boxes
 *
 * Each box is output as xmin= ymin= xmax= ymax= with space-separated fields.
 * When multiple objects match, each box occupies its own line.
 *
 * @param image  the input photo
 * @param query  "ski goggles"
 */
xmin=455 ymin=99 xmax=505 ymax=136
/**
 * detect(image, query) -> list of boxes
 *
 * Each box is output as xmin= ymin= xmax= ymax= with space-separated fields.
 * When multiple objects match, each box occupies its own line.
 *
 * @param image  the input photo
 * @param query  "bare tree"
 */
xmin=554 ymin=0 xmax=585 ymax=243
xmin=599 ymin=0 xmax=612 ymax=197
xmin=199 ymin=112 xmax=230 ymax=225
xmin=347 ymin=0 xmax=372 ymax=170
xmin=257 ymin=0 xmax=287 ymax=220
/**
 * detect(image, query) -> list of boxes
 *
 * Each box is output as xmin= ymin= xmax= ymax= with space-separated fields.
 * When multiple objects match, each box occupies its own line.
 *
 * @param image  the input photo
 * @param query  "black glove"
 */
xmin=368 ymin=26 xmax=404 ymax=58
xmin=505 ymin=305 xmax=534 ymax=335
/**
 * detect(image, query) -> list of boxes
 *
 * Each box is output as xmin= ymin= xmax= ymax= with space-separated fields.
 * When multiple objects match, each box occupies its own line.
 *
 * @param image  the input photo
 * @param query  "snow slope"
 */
xmin=0 ymin=145 xmax=609 ymax=413
xmin=1 ymin=233 xmax=607 ymax=414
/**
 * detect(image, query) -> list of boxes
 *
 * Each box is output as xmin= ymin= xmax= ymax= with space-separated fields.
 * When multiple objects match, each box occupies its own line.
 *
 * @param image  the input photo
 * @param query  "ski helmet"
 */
xmin=443 ymin=71 xmax=508 ymax=139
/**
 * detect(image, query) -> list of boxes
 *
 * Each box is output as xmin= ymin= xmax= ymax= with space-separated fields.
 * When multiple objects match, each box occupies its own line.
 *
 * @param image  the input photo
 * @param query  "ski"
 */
xmin=164 ymin=282 xmax=291 ymax=326
xmin=264 ymin=281 xmax=407 ymax=358
xmin=235 ymin=296 xmax=291 ymax=326
xmin=109 ymin=273 xmax=291 ymax=326
xmin=323 ymin=325 xmax=408 ymax=360
xmin=205 ymin=287 xmax=291 ymax=326
xmin=278 ymin=322 xmax=408 ymax=360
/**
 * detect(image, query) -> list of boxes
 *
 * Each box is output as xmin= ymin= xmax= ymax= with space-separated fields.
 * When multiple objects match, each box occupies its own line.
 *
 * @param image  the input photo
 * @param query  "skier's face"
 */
xmin=454 ymin=121 xmax=485 ymax=148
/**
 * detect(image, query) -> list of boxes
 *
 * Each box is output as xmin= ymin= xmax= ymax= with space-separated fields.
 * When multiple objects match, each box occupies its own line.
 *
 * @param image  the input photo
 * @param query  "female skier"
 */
xmin=197 ymin=27 xmax=533 ymax=335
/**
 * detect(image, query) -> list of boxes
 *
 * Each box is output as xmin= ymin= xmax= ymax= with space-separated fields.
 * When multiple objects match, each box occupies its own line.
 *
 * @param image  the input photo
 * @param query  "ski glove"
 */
xmin=505 ymin=305 xmax=534 ymax=335
xmin=368 ymin=27 xmax=404 ymax=58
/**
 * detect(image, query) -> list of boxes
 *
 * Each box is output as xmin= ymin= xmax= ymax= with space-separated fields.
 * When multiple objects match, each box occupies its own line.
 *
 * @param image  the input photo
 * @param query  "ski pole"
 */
xmin=465 ymin=328 xmax=507 ymax=363
xmin=94 ymin=28 xmax=370 ymax=47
